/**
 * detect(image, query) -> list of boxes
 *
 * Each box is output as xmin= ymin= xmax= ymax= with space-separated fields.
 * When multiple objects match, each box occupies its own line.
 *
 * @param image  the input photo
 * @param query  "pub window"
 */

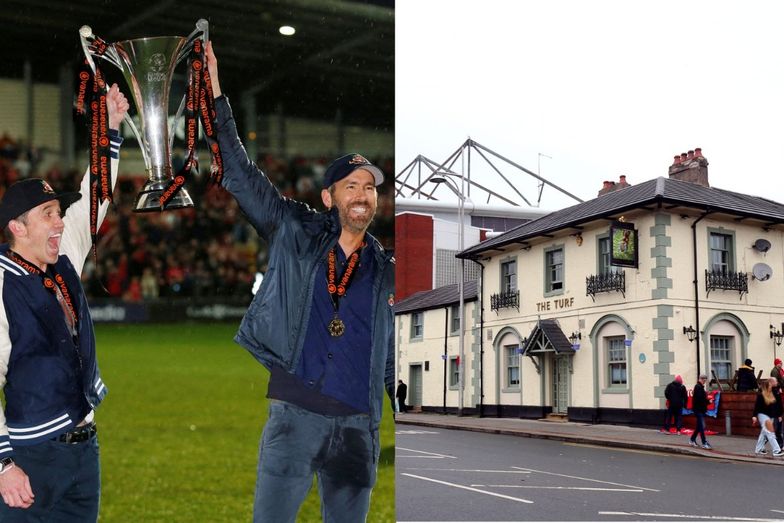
xmin=449 ymin=356 xmax=459 ymax=388
xmin=710 ymin=335 xmax=733 ymax=381
xmin=545 ymin=247 xmax=564 ymax=294
xmin=709 ymin=232 xmax=734 ymax=274
xmin=505 ymin=345 xmax=520 ymax=387
xmin=410 ymin=312 xmax=423 ymax=340
xmin=607 ymin=336 xmax=627 ymax=386
xmin=501 ymin=260 xmax=517 ymax=293
xmin=450 ymin=304 xmax=460 ymax=335
xmin=598 ymin=236 xmax=620 ymax=274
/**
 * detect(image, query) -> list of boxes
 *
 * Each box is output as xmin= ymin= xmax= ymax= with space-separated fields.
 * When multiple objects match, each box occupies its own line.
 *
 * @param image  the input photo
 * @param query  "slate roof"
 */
xmin=520 ymin=319 xmax=575 ymax=355
xmin=394 ymin=280 xmax=478 ymax=315
xmin=459 ymin=176 xmax=784 ymax=259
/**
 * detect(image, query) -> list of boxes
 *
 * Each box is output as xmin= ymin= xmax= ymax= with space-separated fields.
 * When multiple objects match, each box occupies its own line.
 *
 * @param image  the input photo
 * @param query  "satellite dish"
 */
xmin=753 ymin=239 xmax=771 ymax=253
xmin=752 ymin=263 xmax=773 ymax=281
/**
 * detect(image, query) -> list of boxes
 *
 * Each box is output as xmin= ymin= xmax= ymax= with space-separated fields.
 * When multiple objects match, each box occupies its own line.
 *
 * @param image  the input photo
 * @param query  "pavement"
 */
xmin=395 ymin=411 xmax=784 ymax=467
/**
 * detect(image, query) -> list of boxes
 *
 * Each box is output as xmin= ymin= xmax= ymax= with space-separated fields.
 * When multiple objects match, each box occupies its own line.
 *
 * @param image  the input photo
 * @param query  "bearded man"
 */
xmin=206 ymin=42 xmax=394 ymax=523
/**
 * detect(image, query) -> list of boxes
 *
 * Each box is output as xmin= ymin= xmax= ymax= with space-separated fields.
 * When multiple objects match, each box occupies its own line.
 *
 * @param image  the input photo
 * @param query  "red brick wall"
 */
xmin=395 ymin=213 xmax=434 ymax=301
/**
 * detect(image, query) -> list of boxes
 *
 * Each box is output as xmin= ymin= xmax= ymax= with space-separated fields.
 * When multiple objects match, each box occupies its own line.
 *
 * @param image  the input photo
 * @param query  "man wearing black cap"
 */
xmin=0 ymin=84 xmax=127 ymax=520
xmin=206 ymin=43 xmax=394 ymax=522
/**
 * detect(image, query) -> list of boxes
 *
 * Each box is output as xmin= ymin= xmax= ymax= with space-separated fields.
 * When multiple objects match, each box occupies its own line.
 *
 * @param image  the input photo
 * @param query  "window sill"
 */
xmin=601 ymin=387 xmax=629 ymax=394
xmin=502 ymin=387 xmax=521 ymax=393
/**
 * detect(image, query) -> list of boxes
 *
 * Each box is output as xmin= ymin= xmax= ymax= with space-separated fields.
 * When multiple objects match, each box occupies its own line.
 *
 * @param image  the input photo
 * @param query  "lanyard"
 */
xmin=325 ymin=242 xmax=365 ymax=337
xmin=6 ymin=250 xmax=78 ymax=336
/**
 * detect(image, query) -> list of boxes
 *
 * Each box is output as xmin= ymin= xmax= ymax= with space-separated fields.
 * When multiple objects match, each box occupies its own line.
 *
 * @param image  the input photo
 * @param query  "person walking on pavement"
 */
xmin=396 ymin=380 xmax=408 ymax=413
xmin=768 ymin=377 xmax=784 ymax=448
xmin=771 ymin=358 xmax=784 ymax=390
xmin=689 ymin=373 xmax=712 ymax=450
xmin=662 ymin=375 xmax=687 ymax=434
xmin=752 ymin=378 xmax=784 ymax=457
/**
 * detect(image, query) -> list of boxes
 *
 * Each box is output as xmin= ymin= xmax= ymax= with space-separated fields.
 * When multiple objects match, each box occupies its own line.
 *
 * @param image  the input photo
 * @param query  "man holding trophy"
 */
xmin=205 ymin=42 xmax=395 ymax=522
xmin=0 ymin=85 xmax=128 ymax=520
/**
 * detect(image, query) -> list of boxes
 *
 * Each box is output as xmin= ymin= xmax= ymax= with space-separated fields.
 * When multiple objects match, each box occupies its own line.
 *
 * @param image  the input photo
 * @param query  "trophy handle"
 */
xmin=79 ymin=25 xmax=123 ymax=70
xmin=177 ymin=19 xmax=209 ymax=64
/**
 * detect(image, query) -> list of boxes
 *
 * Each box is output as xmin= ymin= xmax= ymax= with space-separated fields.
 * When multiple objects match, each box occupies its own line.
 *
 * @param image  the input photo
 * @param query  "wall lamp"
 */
xmin=683 ymin=325 xmax=698 ymax=343
xmin=770 ymin=325 xmax=784 ymax=346
xmin=569 ymin=331 xmax=581 ymax=349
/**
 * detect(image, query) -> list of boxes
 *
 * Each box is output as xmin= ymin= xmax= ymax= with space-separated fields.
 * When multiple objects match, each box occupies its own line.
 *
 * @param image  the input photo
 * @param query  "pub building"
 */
xmin=395 ymin=149 xmax=784 ymax=430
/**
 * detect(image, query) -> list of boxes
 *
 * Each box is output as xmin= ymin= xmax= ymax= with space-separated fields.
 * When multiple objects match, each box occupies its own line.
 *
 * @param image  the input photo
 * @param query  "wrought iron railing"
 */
xmin=585 ymin=271 xmax=626 ymax=302
xmin=705 ymin=269 xmax=748 ymax=298
xmin=490 ymin=290 xmax=519 ymax=313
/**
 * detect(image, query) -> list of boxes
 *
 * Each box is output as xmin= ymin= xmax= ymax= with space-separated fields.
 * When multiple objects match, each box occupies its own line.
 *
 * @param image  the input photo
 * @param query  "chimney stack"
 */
xmin=598 ymin=176 xmax=632 ymax=197
xmin=668 ymin=147 xmax=709 ymax=187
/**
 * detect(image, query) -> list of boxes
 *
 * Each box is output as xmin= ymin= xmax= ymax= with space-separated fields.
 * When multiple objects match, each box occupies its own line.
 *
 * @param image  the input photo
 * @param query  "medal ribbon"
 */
xmin=159 ymin=37 xmax=224 ymax=209
xmin=6 ymin=251 xmax=78 ymax=335
xmin=326 ymin=243 xmax=365 ymax=315
xmin=76 ymin=37 xmax=112 ymax=254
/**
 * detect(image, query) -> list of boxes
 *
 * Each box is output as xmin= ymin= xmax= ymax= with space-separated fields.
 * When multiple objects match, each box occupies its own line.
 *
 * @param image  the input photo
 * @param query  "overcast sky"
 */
xmin=395 ymin=0 xmax=784 ymax=211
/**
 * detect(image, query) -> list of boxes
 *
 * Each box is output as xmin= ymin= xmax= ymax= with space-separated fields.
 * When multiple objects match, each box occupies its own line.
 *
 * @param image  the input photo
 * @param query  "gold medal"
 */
xmin=328 ymin=317 xmax=345 ymax=337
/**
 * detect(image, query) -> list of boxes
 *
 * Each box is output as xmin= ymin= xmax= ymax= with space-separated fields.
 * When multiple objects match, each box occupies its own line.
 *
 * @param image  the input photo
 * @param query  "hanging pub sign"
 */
xmin=610 ymin=221 xmax=639 ymax=268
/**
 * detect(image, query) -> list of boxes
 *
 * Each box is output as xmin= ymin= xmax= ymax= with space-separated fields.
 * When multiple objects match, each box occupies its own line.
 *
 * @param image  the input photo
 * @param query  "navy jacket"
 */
xmin=214 ymin=97 xmax=395 ymax=430
xmin=0 ymin=134 xmax=121 ymax=456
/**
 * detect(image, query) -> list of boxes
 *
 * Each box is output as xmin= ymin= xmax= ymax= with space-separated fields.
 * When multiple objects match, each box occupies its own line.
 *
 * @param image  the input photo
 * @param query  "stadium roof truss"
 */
xmin=395 ymin=138 xmax=584 ymax=207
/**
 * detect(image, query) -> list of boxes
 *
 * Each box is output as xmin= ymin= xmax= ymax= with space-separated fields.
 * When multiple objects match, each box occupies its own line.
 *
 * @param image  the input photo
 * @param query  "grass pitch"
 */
xmin=96 ymin=323 xmax=395 ymax=522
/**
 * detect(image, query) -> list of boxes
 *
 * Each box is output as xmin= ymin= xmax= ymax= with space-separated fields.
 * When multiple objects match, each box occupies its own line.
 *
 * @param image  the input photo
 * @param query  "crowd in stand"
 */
xmin=0 ymin=138 xmax=394 ymax=302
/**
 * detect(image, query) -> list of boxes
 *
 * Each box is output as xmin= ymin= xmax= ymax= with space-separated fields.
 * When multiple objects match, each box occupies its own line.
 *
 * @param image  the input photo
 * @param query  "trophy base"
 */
xmin=133 ymin=180 xmax=195 ymax=213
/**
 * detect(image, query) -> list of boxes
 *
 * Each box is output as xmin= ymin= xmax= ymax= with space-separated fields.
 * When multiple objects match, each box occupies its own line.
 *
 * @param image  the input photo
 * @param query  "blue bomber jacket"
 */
xmin=214 ymin=97 xmax=395 ymax=430
xmin=0 ymin=133 xmax=121 ymax=457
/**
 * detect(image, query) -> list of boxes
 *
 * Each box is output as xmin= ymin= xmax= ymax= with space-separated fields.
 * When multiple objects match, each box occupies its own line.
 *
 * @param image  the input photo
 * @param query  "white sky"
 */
xmin=395 ymin=0 xmax=784 ymax=210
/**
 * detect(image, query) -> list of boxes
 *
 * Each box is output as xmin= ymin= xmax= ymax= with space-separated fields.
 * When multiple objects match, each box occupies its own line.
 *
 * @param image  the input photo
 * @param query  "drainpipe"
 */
xmin=443 ymin=307 xmax=448 ymax=414
xmin=471 ymin=259 xmax=486 ymax=417
xmin=691 ymin=211 xmax=711 ymax=378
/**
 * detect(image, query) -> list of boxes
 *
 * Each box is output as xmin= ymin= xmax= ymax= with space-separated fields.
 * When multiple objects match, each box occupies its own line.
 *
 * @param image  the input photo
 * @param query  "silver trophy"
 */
xmin=79 ymin=20 xmax=209 ymax=212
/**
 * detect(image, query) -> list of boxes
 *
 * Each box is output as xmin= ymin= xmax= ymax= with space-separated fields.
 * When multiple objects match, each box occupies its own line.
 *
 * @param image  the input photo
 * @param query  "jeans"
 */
xmin=663 ymin=406 xmax=682 ymax=431
xmin=253 ymin=401 xmax=379 ymax=523
xmin=755 ymin=413 xmax=782 ymax=453
xmin=690 ymin=413 xmax=707 ymax=444
xmin=0 ymin=434 xmax=100 ymax=522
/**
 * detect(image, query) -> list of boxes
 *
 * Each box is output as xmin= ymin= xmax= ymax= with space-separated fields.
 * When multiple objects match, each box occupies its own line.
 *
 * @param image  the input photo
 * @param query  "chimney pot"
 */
xmin=669 ymin=147 xmax=709 ymax=187
xmin=619 ymin=175 xmax=627 ymax=183
xmin=673 ymin=155 xmax=681 ymax=165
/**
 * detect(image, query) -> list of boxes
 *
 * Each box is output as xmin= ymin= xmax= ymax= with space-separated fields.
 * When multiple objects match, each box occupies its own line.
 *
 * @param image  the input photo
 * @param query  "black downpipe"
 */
xmin=471 ymin=259 xmax=486 ymax=417
xmin=691 ymin=212 xmax=710 ymax=379
xmin=443 ymin=306 xmax=448 ymax=414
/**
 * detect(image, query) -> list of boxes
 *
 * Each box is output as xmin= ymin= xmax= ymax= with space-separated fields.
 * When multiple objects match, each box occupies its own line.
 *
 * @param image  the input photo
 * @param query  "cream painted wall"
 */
xmin=398 ymin=206 xmax=784 ymax=412
xmin=397 ymin=302 xmax=476 ymax=408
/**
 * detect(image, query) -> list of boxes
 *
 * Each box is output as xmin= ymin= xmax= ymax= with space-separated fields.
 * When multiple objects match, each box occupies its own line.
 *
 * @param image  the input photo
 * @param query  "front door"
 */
xmin=409 ymin=364 xmax=423 ymax=408
xmin=551 ymin=356 xmax=569 ymax=414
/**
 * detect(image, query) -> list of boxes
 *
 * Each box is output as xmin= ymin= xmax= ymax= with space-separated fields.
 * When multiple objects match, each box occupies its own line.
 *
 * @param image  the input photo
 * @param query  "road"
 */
xmin=396 ymin=425 xmax=784 ymax=521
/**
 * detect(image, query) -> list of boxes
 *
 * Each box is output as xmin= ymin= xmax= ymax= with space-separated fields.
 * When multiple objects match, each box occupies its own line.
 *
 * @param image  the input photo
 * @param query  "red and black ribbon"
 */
xmin=6 ymin=250 xmax=78 ymax=335
xmin=76 ymin=37 xmax=112 ymax=251
xmin=159 ymin=37 xmax=224 ymax=209
xmin=326 ymin=243 xmax=365 ymax=313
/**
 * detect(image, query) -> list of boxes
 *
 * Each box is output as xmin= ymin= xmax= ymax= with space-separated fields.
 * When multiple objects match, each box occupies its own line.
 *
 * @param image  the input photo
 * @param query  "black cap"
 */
xmin=323 ymin=153 xmax=384 ymax=189
xmin=0 ymin=179 xmax=81 ymax=229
